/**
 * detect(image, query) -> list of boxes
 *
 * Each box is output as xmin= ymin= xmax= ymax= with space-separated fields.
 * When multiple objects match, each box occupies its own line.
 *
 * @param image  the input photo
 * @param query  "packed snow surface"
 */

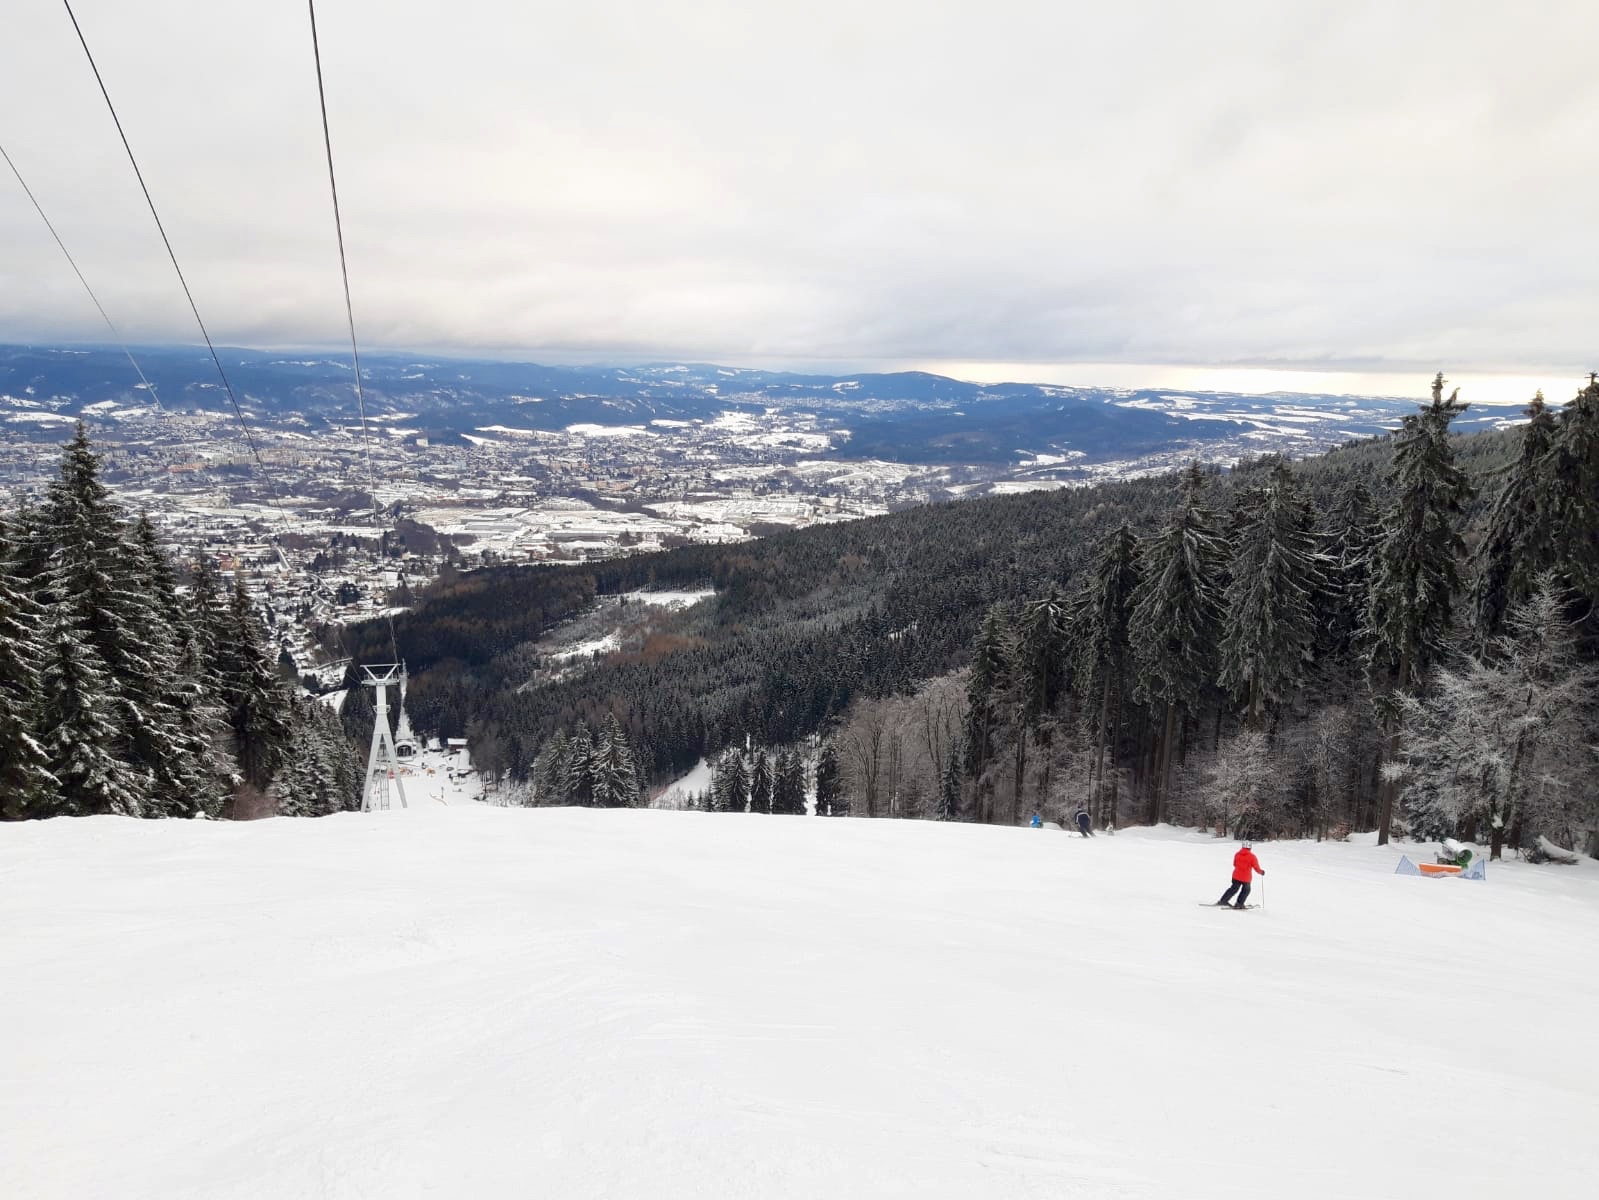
xmin=2 ymin=814 xmax=1595 ymax=1199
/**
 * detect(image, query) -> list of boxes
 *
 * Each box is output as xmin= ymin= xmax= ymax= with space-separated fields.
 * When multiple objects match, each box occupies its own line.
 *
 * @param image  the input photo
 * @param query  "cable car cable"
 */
xmin=306 ymin=0 xmax=400 ymax=663
xmin=61 ymin=0 xmax=289 ymax=543
xmin=1 ymin=139 xmax=165 ymax=414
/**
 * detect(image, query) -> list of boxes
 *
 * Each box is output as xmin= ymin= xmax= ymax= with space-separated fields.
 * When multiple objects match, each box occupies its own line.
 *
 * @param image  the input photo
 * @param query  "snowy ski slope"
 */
xmin=2 ymin=810 xmax=1594 ymax=1199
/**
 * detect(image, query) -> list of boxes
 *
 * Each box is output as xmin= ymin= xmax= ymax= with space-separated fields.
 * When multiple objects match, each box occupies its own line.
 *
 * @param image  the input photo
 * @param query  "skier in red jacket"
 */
xmin=1216 ymin=843 xmax=1264 ymax=908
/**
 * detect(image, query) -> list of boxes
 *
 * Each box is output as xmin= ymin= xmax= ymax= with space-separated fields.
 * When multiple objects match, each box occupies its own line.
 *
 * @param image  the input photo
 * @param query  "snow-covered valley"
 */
xmin=2 ymin=811 xmax=1594 ymax=1199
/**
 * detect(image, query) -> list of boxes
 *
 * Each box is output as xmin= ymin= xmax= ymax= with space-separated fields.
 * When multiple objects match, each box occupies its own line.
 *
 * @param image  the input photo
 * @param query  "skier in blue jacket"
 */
xmin=1073 ymin=806 xmax=1093 ymax=837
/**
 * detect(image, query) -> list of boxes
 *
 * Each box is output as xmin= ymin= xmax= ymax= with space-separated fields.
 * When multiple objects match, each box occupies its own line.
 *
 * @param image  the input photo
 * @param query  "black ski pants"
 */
xmin=1218 ymin=879 xmax=1252 ymax=907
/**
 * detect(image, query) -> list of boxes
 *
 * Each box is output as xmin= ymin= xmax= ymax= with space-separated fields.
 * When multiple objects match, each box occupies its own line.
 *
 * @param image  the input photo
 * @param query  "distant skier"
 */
xmin=1073 ymin=806 xmax=1093 ymax=837
xmin=1029 ymin=811 xmax=1042 ymax=828
xmin=1216 ymin=843 xmax=1264 ymax=908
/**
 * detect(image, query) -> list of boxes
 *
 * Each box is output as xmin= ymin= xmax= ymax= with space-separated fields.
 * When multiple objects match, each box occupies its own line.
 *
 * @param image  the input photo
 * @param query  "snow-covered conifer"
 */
xmin=533 ymin=730 xmax=571 ymax=804
xmin=270 ymin=707 xmax=323 ymax=817
xmin=1472 ymin=392 xmax=1559 ymax=640
xmin=214 ymin=575 xmax=292 ymax=790
xmin=1218 ymin=463 xmax=1323 ymax=724
xmin=772 ymin=748 xmax=806 ymax=815
xmin=563 ymin=728 xmax=595 ymax=806
xmin=1366 ymin=374 xmax=1473 ymax=843
xmin=311 ymin=699 xmax=363 ymax=812
xmin=813 ymin=740 xmax=843 ymax=816
xmin=1072 ymin=522 xmax=1140 ymax=828
xmin=1131 ymin=466 xmax=1226 ymax=821
xmin=39 ymin=612 xmax=140 ymax=816
xmin=0 ymin=517 xmax=55 ymax=819
xmin=710 ymin=746 xmax=748 ymax=813
xmin=1398 ymin=577 xmax=1597 ymax=859
xmin=1318 ymin=479 xmax=1381 ymax=662
xmin=749 ymin=749 xmax=773 ymax=814
xmin=962 ymin=603 xmax=1012 ymax=815
xmin=1544 ymin=373 xmax=1599 ymax=612
xmin=1017 ymin=586 xmax=1071 ymax=724
xmin=591 ymin=714 xmax=639 ymax=808
xmin=123 ymin=517 xmax=225 ymax=816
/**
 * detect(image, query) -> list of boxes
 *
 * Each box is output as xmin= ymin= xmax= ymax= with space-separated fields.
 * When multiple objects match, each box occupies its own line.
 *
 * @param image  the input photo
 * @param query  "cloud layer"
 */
xmin=2 ymin=1 xmax=1595 ymax=384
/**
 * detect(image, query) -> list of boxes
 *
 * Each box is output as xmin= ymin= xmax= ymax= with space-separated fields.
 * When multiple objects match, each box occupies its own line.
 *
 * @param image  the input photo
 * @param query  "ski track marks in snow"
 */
xmin=1 ymin=814 xmax=1596 ymax=1199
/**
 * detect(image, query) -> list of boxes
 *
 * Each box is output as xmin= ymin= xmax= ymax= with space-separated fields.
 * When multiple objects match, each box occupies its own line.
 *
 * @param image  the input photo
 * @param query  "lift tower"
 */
xmin=360 ymin=664 xmax=409 ymax=811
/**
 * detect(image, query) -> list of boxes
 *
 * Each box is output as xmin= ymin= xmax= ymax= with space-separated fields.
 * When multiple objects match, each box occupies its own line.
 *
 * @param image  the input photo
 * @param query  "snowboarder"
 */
xmin=1029 ymin=811 xmax=1042 ymax=828
xmin=1216 ymin=843 xmax=1264 ymax=908
xmin=1073 ymin=806 xmax=1093 ymax=837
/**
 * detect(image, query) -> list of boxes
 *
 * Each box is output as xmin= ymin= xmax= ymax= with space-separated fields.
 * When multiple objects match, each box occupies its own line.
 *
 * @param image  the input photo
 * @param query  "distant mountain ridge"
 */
xmin=0 ymin=343 xmax=1522 ymax=465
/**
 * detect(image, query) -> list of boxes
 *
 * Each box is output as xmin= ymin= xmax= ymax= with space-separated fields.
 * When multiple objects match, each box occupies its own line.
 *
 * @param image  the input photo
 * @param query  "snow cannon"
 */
xmin=1396 ymin=855 xmax=1485 ymax=880
xmin=1436 ymin=839 xmax=1473 ymax=867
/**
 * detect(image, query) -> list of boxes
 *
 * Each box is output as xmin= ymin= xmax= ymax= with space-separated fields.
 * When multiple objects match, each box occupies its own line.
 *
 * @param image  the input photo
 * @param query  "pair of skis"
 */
xmin=1199 ymin=902 xmax=1259 ymax=910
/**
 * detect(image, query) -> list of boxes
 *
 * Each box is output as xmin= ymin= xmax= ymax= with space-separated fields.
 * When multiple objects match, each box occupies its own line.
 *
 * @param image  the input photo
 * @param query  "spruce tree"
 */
xmin=188 ymin=554 xmax=230 ymax=669
xmin=534 ymin=729 xmax=571 ymax=804
xmin=937 ymin=750 xmax=961 ymax=821
xmin=1472 ymin=392 xmax=1559 ymax=640
xmin=271 ymin=704 xmax=323 ymax=817
xmin=1131 ymin=466 xmax=1226 ymax=822
xmin=1218 ymin=463 xmax=1322 ymax=725
xmin=591 ymin=714 xmax=638 ymax=807
xmin=39 ymin=612 xmax=140 ymax=816
xmin=1011 ymin=587 xmax=1071 ymax=820
xmin=125 ymin=517 xmax=224 ymax=816
xmin=310 ymin=699 xmax=363 ymax=812
xmin=773 ymin=748 xmax=806 ymax=814
xmin=8 ymin=497 xmax=52 ymax=587
xmin=1544 ymin=373 xmax=1599 ymax=615
xmin=563 ymin=727 xmax=595 ymax=805
xmin=215 ymin=575 xmax=293 ymax=790
xmin=727 ymin=749 xmax=750 ymax=813
xmin=710 ymin=747 xmax=748 ymax=813
xmin=814 ymin=740 xmax=843 ymax=816
xmin=40 ymin=424 xmax=156 ymax=800
xmin=1017 ymin=586 xmax=1071 ymax=723
xmin=963 ymin=603 xmax=1012 ymax=820
xmin=339 ymin=660 xmax=377 ymax=759
xmin=1319 ymin=479 xmax=1381 ymax=663
xmin=1072 ymin=522 xmax=1140 ymax=828
xmin=750 ymin=750 xmax=773 ymax=814
xmin=1367 ymin=373 xmax=1473 ymax=844
xmin=271 ymin=697 xmax=361 ymax=817
xmin=0 ymin=518 xmax=54 ymax=819
xmin=34 ymin=428 xmax=230 ymax=817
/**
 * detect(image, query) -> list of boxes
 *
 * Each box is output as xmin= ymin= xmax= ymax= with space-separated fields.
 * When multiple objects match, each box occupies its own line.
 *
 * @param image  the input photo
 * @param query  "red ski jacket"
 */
xmin=1232 ymin=847 xmax=1263 ymax=882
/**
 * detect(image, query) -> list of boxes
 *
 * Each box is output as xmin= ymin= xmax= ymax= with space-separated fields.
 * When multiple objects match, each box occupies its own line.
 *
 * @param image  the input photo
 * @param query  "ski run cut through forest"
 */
xmin=2 ymin=808 xmax=1595 ymax=1200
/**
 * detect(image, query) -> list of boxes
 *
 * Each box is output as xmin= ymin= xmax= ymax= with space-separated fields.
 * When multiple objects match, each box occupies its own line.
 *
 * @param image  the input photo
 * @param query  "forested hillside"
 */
xmin=7 ymin=373 xmax=1592 ymax=860
xmin=355 ymin=375 xmax=1599 ymax=859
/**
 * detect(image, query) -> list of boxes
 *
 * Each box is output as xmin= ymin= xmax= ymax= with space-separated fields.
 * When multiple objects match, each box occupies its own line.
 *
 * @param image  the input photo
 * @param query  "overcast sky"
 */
xmin=2 ymin=1 xmax=1595 ymax=401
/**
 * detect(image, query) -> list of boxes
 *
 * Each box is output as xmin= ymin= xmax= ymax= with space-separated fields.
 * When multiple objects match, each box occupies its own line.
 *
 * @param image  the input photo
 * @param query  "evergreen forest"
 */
xmin=0 ymin=424 xmax=359 ymax=821
xmin=346 ymin=374 xmax=1599 ymax=859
